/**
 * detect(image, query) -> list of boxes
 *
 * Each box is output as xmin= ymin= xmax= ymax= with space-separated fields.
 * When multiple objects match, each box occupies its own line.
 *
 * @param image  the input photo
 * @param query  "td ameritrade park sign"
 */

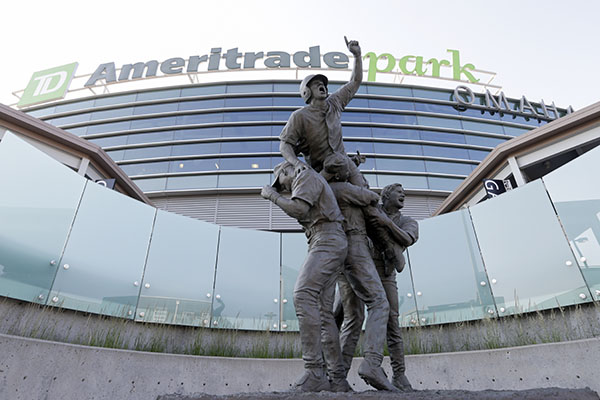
xmin=18 ymin=47 xmax=480 ymax=107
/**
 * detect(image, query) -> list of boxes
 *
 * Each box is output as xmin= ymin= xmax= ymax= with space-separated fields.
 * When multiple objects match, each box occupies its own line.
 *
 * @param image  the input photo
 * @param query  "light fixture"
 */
xmin=251 ymin=163 xmax=259 ymax=169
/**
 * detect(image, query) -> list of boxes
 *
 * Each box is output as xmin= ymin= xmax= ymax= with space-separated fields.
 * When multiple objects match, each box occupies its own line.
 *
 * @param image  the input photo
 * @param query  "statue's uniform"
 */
xmin=280 ymin=81 xmax=363 ymax=185
xmin=291 ymin=167 xmax=347 ymax=380
xmin=340 ymin=208 xmax=419 ymax=379
xmin=329 ymin=182 xmax=390 ymax=374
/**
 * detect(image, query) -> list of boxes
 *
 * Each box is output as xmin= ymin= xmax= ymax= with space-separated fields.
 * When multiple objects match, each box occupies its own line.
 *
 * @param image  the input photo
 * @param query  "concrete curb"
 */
xmin=0 ymin=333 xmax=598 ymax=400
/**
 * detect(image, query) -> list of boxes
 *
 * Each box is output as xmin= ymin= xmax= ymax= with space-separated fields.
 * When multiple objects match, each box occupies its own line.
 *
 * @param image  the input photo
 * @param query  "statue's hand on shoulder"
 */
xmin=261 ymin=185 xmax=278 ymax=201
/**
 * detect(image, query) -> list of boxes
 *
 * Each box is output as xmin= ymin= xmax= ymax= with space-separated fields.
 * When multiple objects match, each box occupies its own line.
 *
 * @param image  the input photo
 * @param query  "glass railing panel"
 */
xmin=48 ymin=182 xmax=156 ymax=318
xmin=396 ymin=261 xmax=419 ymax=327
xmin=0 ymin=133 xmax=86 ymax=303
xmin=469 ymin=179 xmax=591 ymax=316
xmin=281 ymin=233 xmax=308 ymax=332
xmin=212 ymin=226 xmax=280 ymax=330
xmin=135 ymin=210 xmax=219 ymax=326
xmin=543 ymin=143 xmax=600 ymax=301
xmin=407 ymin=209 xmax=496 ymax=325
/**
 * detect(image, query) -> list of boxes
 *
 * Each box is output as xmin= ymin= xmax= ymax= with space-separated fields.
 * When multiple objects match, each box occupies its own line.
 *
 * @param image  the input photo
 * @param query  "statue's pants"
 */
xmin=338 ymin=264 xmax=406 ymax=377
xmin=293 ymin=223 xmax=348 ymax=379
xmin=338 ymin=235 xmax=389 ymax=373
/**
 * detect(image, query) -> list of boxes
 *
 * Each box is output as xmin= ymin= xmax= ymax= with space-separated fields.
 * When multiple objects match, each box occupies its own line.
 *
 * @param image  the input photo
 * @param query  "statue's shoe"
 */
xmin=329 ymin=377 xmax=353 ymax=392
xmin=291 ymin=369 xmax=331 ymax=392
xmin=358 ymin=361 xmax=400 ymax=392
xmin=392 ymin=373 xmax=414 ymax=392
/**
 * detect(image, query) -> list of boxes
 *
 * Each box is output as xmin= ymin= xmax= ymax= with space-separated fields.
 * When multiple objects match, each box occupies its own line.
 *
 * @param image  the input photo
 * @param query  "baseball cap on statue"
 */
xmin=271 ymin=161 xmax=294 ymax=189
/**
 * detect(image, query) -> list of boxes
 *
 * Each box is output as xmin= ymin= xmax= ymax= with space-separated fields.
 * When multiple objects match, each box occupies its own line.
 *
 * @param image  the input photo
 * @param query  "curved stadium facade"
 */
xmin=4 ymin=55 xmax=595 ymax=333
xmin=22 ymin=78 xmax=568 ymax=228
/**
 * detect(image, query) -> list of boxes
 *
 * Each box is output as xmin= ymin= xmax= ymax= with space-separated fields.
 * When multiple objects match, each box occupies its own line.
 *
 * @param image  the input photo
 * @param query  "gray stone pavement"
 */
xmin=158 ymin=387 xmax=599 ymax=400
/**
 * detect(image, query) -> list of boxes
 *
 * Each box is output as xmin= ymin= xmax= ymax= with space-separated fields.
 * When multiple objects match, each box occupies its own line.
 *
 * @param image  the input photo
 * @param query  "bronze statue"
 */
xmin=261 ymin=162 xmax=350 ymax=392
xmin=323 ymin=153 xmax=401 ymax=392
xmin=340 ymin=183 xmax=419 ymax=391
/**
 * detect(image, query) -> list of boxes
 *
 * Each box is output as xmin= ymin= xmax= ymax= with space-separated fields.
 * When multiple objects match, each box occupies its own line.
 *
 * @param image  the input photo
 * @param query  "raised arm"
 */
xmin=346 ymin=38 xmax=362 ymax=85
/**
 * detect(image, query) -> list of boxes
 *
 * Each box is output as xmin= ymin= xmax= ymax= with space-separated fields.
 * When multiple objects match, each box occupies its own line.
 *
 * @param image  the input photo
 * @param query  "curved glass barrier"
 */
xmin=469 ymin=180 xmax=591 ymax=316
xmin=211 ymin=226 xmax=280 ymax=330
xmin=0 ymin=133 xmax=86 ymax=304
xmin=48 ymin=182 xmax=156 ymax=318
xmin=281 ymin=233 xmax=307 ymax=331
xmin=135 ymin=210 xmax=219 ymax=326
xmin=543 ymin=143 xmax=600 ymax=301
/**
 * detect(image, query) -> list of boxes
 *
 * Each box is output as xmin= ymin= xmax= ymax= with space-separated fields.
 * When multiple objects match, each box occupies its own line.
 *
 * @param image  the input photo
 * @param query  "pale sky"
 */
xmin=2 ymin=0 xmax=598 ymax=110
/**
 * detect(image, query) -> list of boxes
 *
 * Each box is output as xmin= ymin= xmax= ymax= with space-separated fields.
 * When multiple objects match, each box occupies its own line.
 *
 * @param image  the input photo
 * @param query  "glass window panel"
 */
xmin=170 ymin=159 xmax=219 ymax=173
xmin=212 ymin=227 xmax=280 ymax=330
xmin=428 ymin=176 xmax=463 ymax=191
xmin=469 ymin=180 xmax=590 ymax=315
xmin=94 ymin=93 xmax=137 ymax=107
xmin=342 ymin=112 xmax=371 ymax=122
xmin=273 ymin=111 xmax=293 ymax=121
xmin=133 ymin=103 xmax=178 ymax=115
xmin=222 ymin=126 xmax=271 ymax=137
xmin=357 ymin=156 xmax=377 ymax=171
xmin=181 ymin=85 xmax=226 ymax=96
xmin=468 ymin=149 xmax=490 ymax=161
xmin=166 ymin=175 xmax=218 ymax=190
xmin=227 ymin=83 xmax=273 ymax=93
xmin=281 ymin=233 xmax=307 ymax=331
xmin=343 ymin=141 xmax=374 ymax=154
xmin=373 ymin=142 xmax=423 ymax=156
xmin=378 ymin=174 xmax=428 ymax=189
xmin=120 ymin=161 xmax=169 ymax=175
xmin=178 ymin=99 xmax=225 ymax=110
xmin=413 ymin=88 xmax=452 ymax=101
xmin=376 ymin=158 xmax=425 ymax=172
xmin=414 ymin=103 xmax=458 ymax=115
xmin=342 ymin=126 xmax=372 ymax=138
xmin=65 ymin=127 xmax=87 ymax=136
xmin=220 ymin=140 xmax=271 ymax=154
xmin=370 ymin=113 xmax=417 ymax=125
xmin=130 ymin=117 xmax=177 ymax=130
xmin=25 ymin=106 xmax=56 ymax=118
xmin=273 ymin=97 xmax=304 ymax=106
xmin=174 ymin=128 xmax=222 ymax=140
xmin=274 ymin=83 xmax=299 ymax=92
xmin=106 ymin=150 xmax=125 ymax=161
xmin=366 ymin=85 xmax=412 ymax=96
xmin=407 ymin=209 xmax=496 ymax=324
xmin=425 ymin=160 xmax=473 ymax=175
xmin=49 ymin=182 xmax=156 ymax=317
xmin=503 ymin=125 xmax=531 ymax=136
xmin=223 ymin=111 xmax=272 ymax=122
xmin=225 ymin=97 xmax=273 ymax=107
xmin=459 ymin=108 xmax=501 ymax=120
xmin=137 ymin=89 xmax=181 ymax=101
xmin=543 ymin=145 xmax=600 ymax=299
xmin=133 ymin=177 xmax=166 ymax=192
xmin=136 ymin=211 xmax=219 ymax=326
xmin=423 ymin=145 xmax=469 ymax=159
xmin=368 ymin=99 xmax=414 ymax=110
xmin=0 ymin=134 xmax=86 ymax=303
xmin=218 ymin=173 xmax=272 ymax=188
xmin=419 ymin=130 xmax=466 ymax=144
xmin=171 ymin=142 xmax=220 ymax=156
xmin=217 ymin=157 xmax=271 ymax=170
xmin=347 ymin=98 xmax=369 ymax=107
xmin=87 ymin=121 xmax=131 ymax=134
xmin=417 ymin=116 xmax=462 ymax=129
xmin=54 ymin=100 xmax=95 ymax=113
xmin=90 ymin=107 xmax=134 ymax=121
xmin=126 ymin=131 xmax=175 ymax=145
xmin=88 ymin=136 xmax=128 ymax=146
xmin=123 ymin=145 xmax=172 ymax=160
xmin=462 ymin=120 xmax=505 ymax=134
xmin=464 ymin=135 xmax=506 ymax=147
xmin=501 ymin=113 xmax=539 ymax=126
xmin=372 ymin=127 xmax=420 ymax=140
xmin=49 ymin=113 xmax=91 ymax=126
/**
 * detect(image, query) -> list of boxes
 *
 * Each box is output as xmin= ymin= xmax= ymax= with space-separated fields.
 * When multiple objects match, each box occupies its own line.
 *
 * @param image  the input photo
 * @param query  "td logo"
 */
xmin=18 ymin=62 xmax=78 ymax=108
